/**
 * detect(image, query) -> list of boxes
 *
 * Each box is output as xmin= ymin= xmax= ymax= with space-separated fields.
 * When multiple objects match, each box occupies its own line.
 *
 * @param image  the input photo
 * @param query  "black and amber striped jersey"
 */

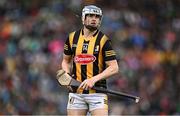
xmin=64 ymin=29 xmax=117 ymax=94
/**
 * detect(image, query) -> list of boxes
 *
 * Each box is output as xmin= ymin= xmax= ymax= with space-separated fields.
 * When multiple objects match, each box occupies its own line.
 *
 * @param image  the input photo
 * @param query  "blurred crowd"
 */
xmin=0 ymin=0 xmax=179 ymax=115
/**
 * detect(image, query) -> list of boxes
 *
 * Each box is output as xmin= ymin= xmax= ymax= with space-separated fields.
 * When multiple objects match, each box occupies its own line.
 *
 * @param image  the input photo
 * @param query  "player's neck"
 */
xmin=83 ymin=27 xmax=97 ymax=38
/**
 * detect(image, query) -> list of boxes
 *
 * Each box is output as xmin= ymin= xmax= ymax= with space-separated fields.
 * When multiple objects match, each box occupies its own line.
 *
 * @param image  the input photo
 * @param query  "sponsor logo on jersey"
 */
xmin=74 ymin=54 xmax=96 ymax=64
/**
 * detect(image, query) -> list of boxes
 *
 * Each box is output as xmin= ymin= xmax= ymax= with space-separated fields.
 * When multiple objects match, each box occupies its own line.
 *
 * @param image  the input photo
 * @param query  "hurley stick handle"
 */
xmin=56 ymin=69 xmax=140 ymax=103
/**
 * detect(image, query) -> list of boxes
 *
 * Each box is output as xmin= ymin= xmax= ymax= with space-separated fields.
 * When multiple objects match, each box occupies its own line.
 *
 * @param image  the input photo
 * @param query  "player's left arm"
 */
xmin=93 ymin=59 xmax=119 ymax=82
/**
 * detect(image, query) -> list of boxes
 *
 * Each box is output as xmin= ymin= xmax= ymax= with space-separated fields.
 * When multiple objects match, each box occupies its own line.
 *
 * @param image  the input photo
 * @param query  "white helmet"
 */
xmin=82 ymin=5 xmax=103 ymax=23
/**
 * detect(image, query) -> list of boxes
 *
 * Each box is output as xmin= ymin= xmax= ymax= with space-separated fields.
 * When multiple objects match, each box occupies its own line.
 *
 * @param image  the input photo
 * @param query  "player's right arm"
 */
xmin=60 ymin=36 xmax=73 ymax=91
xmin=61 ymin=54 xmax=72 ymax=74
xmin=61 ymin=36 xmax=73 ymax=74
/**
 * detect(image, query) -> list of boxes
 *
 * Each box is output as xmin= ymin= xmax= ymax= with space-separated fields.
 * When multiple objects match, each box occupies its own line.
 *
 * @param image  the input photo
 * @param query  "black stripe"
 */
xmin=93 ymin=31 xmax=104 ymax=76
xmin=82 ymin=40 xmax=89 ymax=94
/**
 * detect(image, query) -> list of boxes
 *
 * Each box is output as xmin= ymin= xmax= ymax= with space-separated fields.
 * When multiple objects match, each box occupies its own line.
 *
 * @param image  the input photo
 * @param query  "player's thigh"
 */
xmin=67 ymin=93 xmax=88 ymax=115
xmin=86 ymin=93 xmax=108 ymax=115
xmin=91 ymin=108 xmax=108 ymax=116
xmin=67 ymin=109 xmax=88 ymax=116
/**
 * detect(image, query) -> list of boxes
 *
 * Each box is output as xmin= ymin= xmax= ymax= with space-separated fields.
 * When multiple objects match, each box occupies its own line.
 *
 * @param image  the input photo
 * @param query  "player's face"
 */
xmin=84 ymin=14 xmax=101 ymax=31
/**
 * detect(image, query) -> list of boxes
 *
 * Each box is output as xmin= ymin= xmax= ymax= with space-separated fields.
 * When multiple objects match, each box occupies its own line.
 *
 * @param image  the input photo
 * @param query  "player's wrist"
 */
xmin=93 ymin=75 xmax=101 ymax=83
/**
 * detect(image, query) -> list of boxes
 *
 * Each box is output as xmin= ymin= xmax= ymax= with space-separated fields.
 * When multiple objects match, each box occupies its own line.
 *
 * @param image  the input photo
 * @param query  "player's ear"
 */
xmin=82 ymin=17 xmax=84 ymax=25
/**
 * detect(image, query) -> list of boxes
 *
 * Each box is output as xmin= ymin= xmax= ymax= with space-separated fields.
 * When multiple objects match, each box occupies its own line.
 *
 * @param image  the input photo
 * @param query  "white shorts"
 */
xmin=67 ymin=93 xmax=108 ymax=111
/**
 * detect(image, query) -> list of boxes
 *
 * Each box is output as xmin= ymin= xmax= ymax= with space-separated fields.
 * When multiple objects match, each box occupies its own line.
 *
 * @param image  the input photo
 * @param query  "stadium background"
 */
xmin=0 ymin=0 xmax=179 ymax=115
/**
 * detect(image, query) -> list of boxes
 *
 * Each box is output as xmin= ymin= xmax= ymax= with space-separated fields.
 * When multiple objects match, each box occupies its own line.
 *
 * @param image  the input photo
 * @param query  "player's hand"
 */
xmin=78 ymin=78 xmax=96 ymax=90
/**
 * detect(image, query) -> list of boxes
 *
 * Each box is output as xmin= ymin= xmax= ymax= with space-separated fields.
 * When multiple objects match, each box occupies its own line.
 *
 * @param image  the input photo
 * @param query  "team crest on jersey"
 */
xmin=74 ymin=54 xmax=96 ymax=65
xmin=83 ymin=43 xmax=88 ymax=51
xmin=95 ymin=45 xmax=99 ymax=52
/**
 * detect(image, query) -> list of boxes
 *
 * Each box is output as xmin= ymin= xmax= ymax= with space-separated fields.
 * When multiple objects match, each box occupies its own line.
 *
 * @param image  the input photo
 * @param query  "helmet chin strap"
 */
xmin=85 ymin=24 xmax=97 ymax=31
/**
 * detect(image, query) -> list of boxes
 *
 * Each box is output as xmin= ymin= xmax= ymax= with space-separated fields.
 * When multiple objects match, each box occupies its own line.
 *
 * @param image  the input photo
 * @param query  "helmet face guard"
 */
xmin=82 ymin=5 xmax=103 ymax=27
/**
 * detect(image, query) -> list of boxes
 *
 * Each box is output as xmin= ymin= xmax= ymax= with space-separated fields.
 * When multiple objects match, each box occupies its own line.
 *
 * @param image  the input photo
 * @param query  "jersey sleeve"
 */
xmin=64 ymin=37 xmax=73 ymax=55
xmin=102 ymin=39 xmax=117 ymax=61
